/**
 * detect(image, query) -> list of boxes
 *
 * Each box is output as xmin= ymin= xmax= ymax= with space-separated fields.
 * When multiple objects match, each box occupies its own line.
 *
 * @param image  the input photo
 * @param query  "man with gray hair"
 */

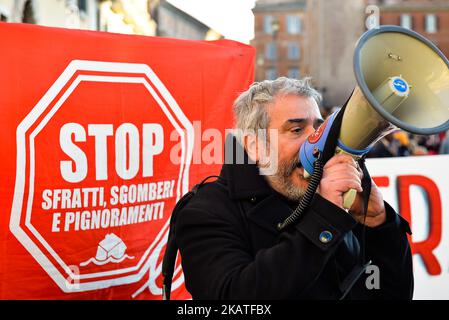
xmin=174 ymin=77 xmax=413 ymax=299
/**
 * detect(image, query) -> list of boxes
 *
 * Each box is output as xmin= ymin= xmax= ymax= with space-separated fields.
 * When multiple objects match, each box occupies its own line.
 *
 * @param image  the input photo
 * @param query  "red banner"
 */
xmin=0 ymin=22 xmax=255 ymax=299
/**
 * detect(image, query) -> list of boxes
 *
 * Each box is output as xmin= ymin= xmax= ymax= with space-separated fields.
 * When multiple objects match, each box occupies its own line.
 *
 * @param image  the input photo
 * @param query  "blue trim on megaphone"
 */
xmin=299 ymin=111 xmax=340 ymax=176
xmin=337 ymin=139 xmax=371 ymax=157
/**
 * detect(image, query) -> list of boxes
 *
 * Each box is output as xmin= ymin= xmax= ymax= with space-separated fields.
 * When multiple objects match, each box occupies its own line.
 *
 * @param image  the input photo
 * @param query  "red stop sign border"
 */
xmin=10 ymin=60 xmax=194 ymax=292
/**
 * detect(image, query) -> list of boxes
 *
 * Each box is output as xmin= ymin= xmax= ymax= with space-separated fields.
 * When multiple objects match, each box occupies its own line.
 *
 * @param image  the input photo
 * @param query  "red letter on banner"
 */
xmin=397 ymin=175 xmax=442 ymax=275
xmin=373 ymin=176 xmax=389 ymax=188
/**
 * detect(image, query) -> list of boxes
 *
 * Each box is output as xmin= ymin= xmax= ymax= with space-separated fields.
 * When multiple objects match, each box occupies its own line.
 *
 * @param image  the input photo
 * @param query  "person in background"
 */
xmin=424 ymin=134 xmax=441 ymax=155
xmin=367 ymin=134 xmax=396 ymax=158
xmin=439 ymin=130 xmax=449 ymax=154
xmin=392 ymin=131 xmax=411 ymax=157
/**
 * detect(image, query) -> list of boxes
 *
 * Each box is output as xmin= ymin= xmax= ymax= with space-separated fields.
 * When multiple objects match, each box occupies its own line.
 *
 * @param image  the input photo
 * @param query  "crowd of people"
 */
xmin=366 ymin=130 xmax=449 ymax=158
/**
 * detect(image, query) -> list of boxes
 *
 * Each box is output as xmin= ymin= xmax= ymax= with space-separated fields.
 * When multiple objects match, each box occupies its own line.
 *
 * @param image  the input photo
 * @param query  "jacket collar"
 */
xmin=218 ymin=134 xmax=295 ymax=235
xmin=219 ymin=134 xmax=273 ymax=200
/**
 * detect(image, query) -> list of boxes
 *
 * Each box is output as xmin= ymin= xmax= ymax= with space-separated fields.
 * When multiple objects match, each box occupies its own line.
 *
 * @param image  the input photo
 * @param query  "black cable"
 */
xmin=277 ymin=153 xmax=324 ymax=231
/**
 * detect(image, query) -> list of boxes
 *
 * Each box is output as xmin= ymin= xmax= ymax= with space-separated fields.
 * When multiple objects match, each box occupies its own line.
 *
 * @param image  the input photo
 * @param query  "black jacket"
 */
xmin=176 ymin=145 xmax=413 ymax=299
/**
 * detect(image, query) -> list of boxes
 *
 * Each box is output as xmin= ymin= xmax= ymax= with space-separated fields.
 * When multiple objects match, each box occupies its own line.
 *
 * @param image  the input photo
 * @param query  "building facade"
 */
xmin=155 ymin=0 xmax=222 ymax=40
xmin=251 ymin=0 xmax=307 ymax=83
xmin=251 ymin=0 xmax=366 ymax=107
xmin=0 ymin=0 xmax=99 ymax=30
xmin=251 ymin=0 xmax=448 ymax=107
xmin=0 ymin=0 xmax=220 ymax=40
xmin=98 ymin=0 xmax=156 ymax=35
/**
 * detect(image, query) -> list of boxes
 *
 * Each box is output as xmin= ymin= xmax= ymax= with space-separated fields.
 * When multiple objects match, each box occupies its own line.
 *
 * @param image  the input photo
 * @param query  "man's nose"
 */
xmin=304 ymin=125 xmax=316 ymax=138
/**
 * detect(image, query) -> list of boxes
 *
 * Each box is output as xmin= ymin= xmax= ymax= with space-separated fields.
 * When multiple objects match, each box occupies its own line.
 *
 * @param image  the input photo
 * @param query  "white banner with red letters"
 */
xmin=367 ymin=155 xmax=449 ymax=300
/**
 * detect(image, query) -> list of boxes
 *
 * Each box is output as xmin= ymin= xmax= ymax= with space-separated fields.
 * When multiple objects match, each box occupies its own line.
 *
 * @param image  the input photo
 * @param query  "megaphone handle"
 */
xmin=343 ymin=188 xmax=357 ymax=209
xmin=334 ymin=147 xmax=360 ymax=209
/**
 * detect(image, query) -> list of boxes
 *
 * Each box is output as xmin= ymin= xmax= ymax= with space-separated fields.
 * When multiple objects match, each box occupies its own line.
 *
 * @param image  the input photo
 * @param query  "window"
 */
xmin=265 ymin=42 xmax=277 ymax=60
xmin=286 ymin=15 xmax=301 ymax=34
xmin=78 ymin=0 xmax=87 ymax=13
xmin=22 ymin=0 xmax=37 ymax=24
xmin=288 ymin=67 xmax=300 ymax=79
xmin=264 ymin=15 xmax=274 ymax=34
xmin=287 ymin=42 xmax=300 ymax=60
xmin=400 ymin=14 xmax=412 ymax=29
xmin=425 ymin=14 xmax=437 ymax=33
xmin=266 ymin=67 xmax=278 ymax=80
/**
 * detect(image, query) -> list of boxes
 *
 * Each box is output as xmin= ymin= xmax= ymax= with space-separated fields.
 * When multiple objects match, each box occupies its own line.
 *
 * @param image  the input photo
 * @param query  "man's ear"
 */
xmin=244 ymin=133 xmax=259 ymax=164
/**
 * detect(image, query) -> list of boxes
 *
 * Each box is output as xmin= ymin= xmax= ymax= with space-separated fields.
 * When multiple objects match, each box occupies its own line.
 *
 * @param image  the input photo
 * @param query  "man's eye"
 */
xmin=291 ymin=127 xmax=303 ymax=133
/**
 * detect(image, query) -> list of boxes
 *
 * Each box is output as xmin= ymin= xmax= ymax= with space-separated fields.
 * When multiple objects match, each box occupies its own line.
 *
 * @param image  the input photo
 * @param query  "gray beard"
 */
xmin=263 ymin=157 xmax=307 ymax=202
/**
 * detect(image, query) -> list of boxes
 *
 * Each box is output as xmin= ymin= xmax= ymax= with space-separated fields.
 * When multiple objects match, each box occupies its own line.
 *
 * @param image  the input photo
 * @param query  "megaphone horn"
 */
xmin=300 ymin=25 xmax=449 ymax=209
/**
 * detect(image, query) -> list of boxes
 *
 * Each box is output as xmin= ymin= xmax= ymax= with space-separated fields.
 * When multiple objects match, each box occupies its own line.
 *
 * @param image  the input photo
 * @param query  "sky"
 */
xmin=167 ymin=0 xmax=257 ymax=44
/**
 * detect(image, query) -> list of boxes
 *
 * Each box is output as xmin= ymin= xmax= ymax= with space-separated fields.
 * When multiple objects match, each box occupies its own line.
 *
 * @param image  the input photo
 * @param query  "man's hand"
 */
xmin=318 ymin=154 xmax=363 ymax=209
xmin=318 ymin=153 xmax=387 ymax=228
xmin=349 ymin=178 xmax=387 ymax=228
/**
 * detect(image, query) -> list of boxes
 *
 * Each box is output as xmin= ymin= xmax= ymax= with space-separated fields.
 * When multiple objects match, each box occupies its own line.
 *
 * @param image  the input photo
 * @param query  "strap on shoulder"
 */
xmin=162 ymin=175 xmax=219 ymax=300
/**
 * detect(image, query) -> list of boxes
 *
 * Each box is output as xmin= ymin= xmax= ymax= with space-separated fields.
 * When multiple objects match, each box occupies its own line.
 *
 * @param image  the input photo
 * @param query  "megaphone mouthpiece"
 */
xmin=372 ymin=75 xmax=410 ymax=114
